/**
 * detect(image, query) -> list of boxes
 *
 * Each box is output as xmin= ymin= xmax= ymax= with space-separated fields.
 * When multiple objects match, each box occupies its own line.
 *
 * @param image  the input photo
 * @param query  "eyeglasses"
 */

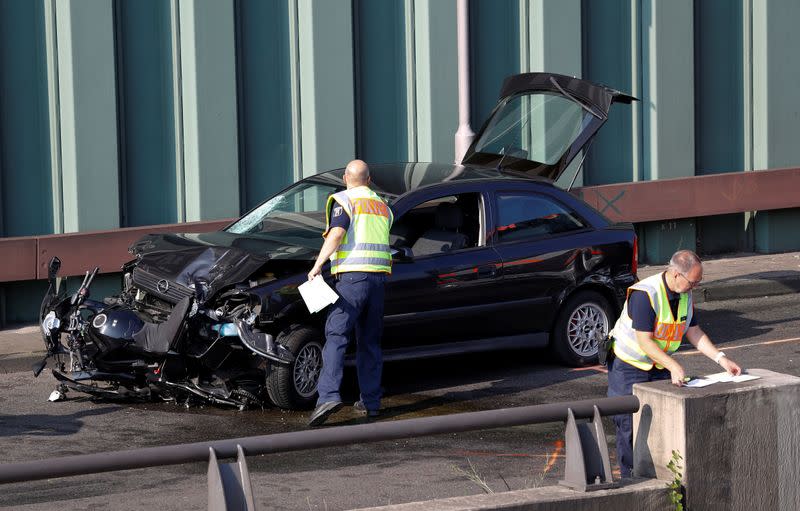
xmin=678 ymin=272 xmax=702 ymax=288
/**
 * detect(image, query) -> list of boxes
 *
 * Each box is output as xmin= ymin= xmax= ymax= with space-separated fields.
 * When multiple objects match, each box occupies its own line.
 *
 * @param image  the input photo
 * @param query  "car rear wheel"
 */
xmin=551 ymin=290 xmax=612 ymax=366
xmin=265 ymin=326 xmax=323 ymax=410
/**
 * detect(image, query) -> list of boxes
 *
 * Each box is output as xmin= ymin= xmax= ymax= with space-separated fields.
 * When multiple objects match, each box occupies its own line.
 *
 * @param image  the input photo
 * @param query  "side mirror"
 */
xmin=391 ymin=246 xmax=413 ymax=262
xmin=47 ymin=257 xmax=61 ymax=281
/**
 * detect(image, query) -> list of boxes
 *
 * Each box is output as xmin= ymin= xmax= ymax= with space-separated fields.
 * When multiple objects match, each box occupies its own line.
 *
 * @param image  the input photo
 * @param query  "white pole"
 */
xmin=454 ymin=0 xmax=475 ymax=164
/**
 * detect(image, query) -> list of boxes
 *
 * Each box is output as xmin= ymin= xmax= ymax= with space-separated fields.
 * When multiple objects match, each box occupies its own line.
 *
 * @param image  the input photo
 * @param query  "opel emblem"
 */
xmin=157 ymin=279 xmax=170 ymax=294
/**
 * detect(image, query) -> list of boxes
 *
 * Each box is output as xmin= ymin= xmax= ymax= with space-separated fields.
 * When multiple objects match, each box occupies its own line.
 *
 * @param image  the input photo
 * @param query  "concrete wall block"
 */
xmin=633 ymin=369 xmax=800 ymax=510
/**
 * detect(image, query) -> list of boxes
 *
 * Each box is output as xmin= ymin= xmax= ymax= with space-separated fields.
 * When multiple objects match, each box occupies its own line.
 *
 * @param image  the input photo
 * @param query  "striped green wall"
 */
xmin=116 ymin=0 xmax=178 ymax=227
xmin=0 ymin=0 xmax=53 ymax=237
xmin=469 ymin=0 xmax=520 ymax=129
xmin=354 ymin=0 xmax=409 ymax=164
xmin=582 ymin=0 xmax=635 ymax=186
xmin=235 ymin=0 xmax=294 ymax=212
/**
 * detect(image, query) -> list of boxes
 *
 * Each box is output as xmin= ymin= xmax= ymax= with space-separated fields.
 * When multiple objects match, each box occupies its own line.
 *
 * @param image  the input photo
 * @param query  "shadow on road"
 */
xmin=332 ymin=348 xmax=605 ymax=422
xmin=0 ymin=407 xmax=117 ymax=437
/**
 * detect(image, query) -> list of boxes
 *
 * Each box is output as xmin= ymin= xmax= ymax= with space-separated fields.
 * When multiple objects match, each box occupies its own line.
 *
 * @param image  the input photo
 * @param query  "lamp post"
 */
xmin=454 ymin=0 xmax=475 ymax=164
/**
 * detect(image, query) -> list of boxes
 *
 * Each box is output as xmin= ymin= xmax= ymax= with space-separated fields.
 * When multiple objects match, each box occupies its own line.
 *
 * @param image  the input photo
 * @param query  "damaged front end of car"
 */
xmin=37 ymin=230 xmax=323 ymax=411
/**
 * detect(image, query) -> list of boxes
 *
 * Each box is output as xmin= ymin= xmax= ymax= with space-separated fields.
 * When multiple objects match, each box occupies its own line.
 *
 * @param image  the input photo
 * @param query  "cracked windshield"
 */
xmin=226 ymin=181 xmax=340 ymax=247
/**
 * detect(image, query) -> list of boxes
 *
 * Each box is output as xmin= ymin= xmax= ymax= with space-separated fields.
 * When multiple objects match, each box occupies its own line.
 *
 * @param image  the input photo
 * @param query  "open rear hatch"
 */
xmin=461 ymin=72 xmax=636 ymax=181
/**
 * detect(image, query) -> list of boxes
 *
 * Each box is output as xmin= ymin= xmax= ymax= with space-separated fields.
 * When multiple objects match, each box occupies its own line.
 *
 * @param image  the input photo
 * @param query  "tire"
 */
xmin=265 ymin=326 xmax=324 ymax=410
xmin=550 ymin=290 xmax=613 ymax=367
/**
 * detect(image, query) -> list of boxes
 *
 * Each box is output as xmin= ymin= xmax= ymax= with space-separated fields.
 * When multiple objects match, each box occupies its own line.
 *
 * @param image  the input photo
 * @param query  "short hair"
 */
xmin=668 ymin=250 xmax=702 ymax=274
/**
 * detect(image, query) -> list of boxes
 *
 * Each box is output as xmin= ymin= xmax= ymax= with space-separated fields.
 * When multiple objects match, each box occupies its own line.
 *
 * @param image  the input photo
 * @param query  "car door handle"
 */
xmin=477 ymin=265 xmax=498 ymax=277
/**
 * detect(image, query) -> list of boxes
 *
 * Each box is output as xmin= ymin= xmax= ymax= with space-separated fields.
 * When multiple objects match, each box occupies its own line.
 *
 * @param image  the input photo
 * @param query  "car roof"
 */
xmin=307 ymin=162 xmax=554 ymax=200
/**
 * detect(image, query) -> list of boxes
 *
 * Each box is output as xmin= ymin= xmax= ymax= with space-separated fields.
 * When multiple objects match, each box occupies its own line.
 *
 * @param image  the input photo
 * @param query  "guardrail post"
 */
xmin=559 ymin=405 xmax=617 ymax=491
xmin=208 ymin=444 xmax=257 ymax=511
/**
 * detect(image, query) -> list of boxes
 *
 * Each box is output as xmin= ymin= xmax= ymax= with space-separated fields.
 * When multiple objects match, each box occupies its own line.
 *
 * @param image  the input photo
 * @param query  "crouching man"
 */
xmin=607 ymin=250 xmax=741 ymax=478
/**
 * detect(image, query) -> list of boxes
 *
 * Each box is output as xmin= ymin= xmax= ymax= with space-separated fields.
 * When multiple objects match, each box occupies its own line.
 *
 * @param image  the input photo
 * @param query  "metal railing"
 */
xmin=0 ymin=395 xmax=638 ymax=508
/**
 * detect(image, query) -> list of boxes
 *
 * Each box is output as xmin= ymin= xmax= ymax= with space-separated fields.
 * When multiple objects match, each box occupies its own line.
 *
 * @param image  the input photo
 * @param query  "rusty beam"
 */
xmin=574 ymin=167 xmax=800 ymax=223
xmin=0 ymin=219 xmax=232 ymax=283
xmin=2 ymin=167 xmax=800 ymax=284
xmin=0 ymin=238 xmax=38 ymax=282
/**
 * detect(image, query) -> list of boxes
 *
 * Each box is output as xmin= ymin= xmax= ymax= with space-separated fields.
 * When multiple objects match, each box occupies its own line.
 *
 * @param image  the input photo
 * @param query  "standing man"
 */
xmin=607 ymin=249 xmax=741 ymax=477
xmin=307 ymin=159 xmax=393 ymax=427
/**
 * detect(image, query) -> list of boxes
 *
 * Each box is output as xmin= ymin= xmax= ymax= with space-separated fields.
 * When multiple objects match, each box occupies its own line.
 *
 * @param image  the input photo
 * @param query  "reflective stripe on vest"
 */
xmin=324 ymin=186 xmax=393 ymax=274
xmin=610 ymin=273 xmax=693 ymax=371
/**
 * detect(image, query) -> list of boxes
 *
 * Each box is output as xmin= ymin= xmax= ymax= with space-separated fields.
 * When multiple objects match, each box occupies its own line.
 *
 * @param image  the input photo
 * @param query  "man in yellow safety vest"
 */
xmin=607 ymin=249 xmax=741 ymax=477
xmin=307 ymin=159 xmax=393 ymax=427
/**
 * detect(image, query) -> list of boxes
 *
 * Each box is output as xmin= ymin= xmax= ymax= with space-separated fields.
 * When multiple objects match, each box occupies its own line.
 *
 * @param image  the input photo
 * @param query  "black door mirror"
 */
xmin=391 ymin=246 xmax=413 ymax=262
xmin=47 ymin=257 xmax=61 ymax=281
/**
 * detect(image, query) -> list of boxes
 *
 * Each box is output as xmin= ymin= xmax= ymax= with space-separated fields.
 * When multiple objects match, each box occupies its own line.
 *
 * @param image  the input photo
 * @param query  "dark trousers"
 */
xmin=606 ymin=357 xmax=670 ymax=477
xmin=317 ymin=271 xmax=386 ymax=411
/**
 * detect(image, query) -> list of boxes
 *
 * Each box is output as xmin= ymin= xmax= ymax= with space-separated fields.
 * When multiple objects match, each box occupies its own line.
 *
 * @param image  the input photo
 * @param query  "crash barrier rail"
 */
xmin=0 ymin=395 xmax=638 ymax=509
xmin=3 ymin=166 xmax=799 ymax=283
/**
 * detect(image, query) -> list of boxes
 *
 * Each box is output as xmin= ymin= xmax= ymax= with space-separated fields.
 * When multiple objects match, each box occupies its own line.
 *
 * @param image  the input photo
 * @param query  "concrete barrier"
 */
xmin=633 ymin=368 xmax=800 ymax=510
xmin=356 ymin=478 xmax=670 ymax=510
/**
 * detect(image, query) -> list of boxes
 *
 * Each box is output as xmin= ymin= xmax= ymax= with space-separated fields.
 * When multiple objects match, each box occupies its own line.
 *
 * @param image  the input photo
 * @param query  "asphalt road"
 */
xmin=1 ymin=293 xmax=799 ymax=510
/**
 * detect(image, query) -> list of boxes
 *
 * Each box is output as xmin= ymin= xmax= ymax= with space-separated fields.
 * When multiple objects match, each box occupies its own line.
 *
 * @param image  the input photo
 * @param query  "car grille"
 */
xmin=132 ymin=268 xmax=195 ymax=305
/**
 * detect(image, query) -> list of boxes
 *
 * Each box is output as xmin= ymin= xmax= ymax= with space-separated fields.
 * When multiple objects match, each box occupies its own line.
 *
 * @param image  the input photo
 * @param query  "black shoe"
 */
xmin=353 ymin=400 xmax=380 ymax=418
xmin=308 ymin=401 xmax=343 ymax=427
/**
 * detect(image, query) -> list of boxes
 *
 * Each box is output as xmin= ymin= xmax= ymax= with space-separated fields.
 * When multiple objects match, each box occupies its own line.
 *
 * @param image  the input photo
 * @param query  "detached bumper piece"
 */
xmin=235 ymin=321 xmax=294 ymax=365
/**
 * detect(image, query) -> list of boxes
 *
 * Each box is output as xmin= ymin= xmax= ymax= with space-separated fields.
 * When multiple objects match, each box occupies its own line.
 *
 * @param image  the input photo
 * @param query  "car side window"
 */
xmin=495 ymin=193 xmax=585 ymax=243
xmin=391 ymin=193 xmax=483 ymax=257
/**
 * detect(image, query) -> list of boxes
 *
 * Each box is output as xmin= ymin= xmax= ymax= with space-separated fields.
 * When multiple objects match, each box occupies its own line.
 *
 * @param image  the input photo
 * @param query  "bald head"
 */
xmin=344 ymin=159 xmax=370 ymax=187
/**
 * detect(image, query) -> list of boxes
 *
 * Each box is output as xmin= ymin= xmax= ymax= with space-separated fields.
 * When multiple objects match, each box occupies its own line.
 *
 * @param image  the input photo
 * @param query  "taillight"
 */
xmin=631 ymin=235 xmax=639 ymax=277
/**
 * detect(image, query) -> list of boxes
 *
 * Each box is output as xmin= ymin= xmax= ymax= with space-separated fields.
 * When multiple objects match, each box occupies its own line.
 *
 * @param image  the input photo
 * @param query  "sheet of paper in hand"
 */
xmin=298 ymin=275 xmax=339 ymax=314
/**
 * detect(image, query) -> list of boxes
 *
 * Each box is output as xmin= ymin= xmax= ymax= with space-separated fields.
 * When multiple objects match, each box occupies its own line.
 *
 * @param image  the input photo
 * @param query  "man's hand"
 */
xmin=720 ymin=357 xmax=742 ymax=376
xmin=669 ymin=363 xmax=687 ymax=386
xmin=308 ymin=264 xmax=322 ymax=281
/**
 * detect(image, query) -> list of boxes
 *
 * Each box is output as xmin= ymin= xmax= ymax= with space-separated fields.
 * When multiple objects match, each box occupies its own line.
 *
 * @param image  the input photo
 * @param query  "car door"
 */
xmin=381 ymin=190 xmax=505 ymax=350
xmin=488 ymin=188 xmax=594 ymax=336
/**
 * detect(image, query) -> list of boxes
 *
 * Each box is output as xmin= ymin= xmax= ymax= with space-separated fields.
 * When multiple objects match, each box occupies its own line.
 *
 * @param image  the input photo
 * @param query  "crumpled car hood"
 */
xmin=129 ymin=231 xmax=316 ymax=302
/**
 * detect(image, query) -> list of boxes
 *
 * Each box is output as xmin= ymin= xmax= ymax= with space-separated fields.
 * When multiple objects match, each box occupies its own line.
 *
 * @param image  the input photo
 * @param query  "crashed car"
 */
xmin=38 ymin=72 xmax=637 ymax=410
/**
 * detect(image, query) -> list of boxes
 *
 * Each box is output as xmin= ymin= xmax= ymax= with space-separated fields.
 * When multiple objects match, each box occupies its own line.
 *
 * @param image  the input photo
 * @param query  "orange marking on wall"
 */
xmin=542 ymin=440 xmax=564 ymax=474
xmin=569 ymin=365 xmax=608 ymax=374
xmin=449 ymin=450 xmax=562 ymax=459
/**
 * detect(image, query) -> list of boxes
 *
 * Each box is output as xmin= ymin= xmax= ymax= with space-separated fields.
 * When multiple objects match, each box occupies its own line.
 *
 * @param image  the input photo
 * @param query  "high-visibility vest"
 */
xmin=610 ymin=272 xmax=693 ymax=371
xmin=324 ymin=186 xmax=393 ymax=274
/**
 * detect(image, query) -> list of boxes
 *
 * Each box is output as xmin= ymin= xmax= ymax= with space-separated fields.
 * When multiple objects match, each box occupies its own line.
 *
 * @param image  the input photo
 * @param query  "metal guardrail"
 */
xmin=0 ymin=395 xmax=639 ymax=508
xmin=1 ymin=167 xmax=799 ymax=283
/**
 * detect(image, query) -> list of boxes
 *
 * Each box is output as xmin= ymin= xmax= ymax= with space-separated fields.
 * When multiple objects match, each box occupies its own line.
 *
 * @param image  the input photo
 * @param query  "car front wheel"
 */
xmin=550 ymin=290 xmax=612 ymax=366
xmin=265 ymin=326 xmax=323 ymax=410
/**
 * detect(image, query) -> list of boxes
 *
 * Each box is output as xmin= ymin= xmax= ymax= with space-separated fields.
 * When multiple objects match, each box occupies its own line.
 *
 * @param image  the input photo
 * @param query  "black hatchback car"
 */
xmin=46 ymin=73 xmax=637 ymax=410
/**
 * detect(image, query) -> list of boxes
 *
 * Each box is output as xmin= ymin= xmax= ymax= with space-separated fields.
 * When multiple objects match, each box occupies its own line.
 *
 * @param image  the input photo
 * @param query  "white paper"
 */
xmin=704 ymin=371 xmax=761 ymax=383
xmin=298 ymin=275 xmax=339 ymax=314
xmin=683 ymin=372 xmax=760 ymax=388
xmin=684 ymin=378 xmax=715 ymax=388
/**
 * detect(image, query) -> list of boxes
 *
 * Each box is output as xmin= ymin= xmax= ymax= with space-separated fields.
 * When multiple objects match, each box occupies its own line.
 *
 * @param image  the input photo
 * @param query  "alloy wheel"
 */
xmin=293 ymin=341 xmax=323 ymax=398
xmin=566 ymin=303 xmax=608 ymax=357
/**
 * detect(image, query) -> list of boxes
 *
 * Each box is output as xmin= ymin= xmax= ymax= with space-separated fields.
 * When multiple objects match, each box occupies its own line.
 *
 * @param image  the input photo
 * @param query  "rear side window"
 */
xmin=495 ymin=193 xmax=586 ymax=242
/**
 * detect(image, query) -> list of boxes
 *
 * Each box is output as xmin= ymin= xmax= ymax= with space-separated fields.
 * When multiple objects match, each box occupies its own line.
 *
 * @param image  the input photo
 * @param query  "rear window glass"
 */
xmin=495 ymin=193 xmax=585 ymax=242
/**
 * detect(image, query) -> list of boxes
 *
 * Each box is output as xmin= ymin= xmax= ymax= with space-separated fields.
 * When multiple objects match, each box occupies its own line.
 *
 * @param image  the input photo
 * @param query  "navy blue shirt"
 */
xmin=628 ymin=273 xmax=697 ymax=332
xmin=329 ymin=204 xmax=350 ymax=231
